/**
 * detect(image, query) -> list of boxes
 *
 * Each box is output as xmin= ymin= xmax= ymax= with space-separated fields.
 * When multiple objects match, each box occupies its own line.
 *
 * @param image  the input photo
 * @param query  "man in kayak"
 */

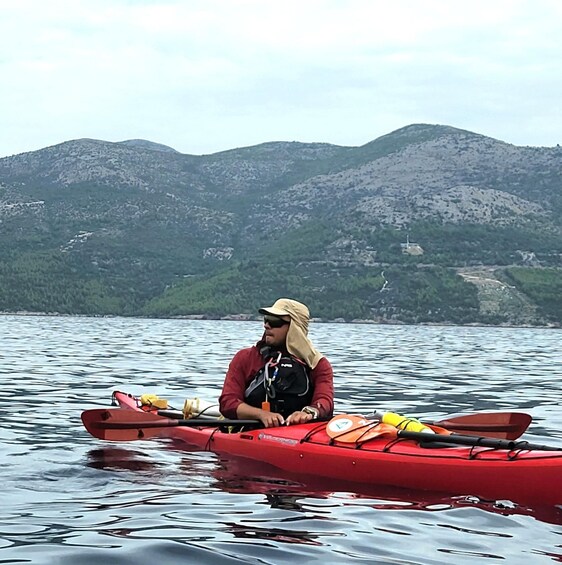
xmin=219 ymin=298 xmax=334 ymax=427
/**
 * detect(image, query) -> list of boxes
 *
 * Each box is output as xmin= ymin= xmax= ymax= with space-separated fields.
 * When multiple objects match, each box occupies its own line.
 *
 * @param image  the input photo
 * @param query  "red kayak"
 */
xmin=88 ymin=391 xmax=562 ymax=507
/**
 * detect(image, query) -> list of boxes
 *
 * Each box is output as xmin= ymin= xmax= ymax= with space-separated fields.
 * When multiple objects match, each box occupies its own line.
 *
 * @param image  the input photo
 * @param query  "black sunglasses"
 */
xmin=263 ymin=315 xmax=290 ymax=328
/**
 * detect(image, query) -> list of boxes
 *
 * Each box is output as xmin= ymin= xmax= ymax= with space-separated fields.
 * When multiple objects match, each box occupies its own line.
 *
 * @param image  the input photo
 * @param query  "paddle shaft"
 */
xmin=100 ymin=417 xmax=259 ymax=429
xmin=159 ymin=411 xmax=527 ymax=434
xmin=396 ymin=429 xmax=562 ymax=451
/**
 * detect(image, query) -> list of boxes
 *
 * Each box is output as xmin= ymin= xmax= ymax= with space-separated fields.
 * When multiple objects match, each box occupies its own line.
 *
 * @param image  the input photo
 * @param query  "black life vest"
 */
xmin=244 ymin=351 xmax=313 ymax=418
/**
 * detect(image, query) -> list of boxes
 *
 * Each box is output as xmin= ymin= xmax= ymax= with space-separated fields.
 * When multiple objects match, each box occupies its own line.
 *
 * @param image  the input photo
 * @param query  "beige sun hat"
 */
xmin=259 ymin=298 xmax=323 ymax=369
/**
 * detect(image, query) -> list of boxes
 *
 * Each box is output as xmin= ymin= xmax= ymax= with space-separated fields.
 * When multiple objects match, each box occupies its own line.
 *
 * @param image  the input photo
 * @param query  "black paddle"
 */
xmin=393 ymin=429 xmax=562 ymax=452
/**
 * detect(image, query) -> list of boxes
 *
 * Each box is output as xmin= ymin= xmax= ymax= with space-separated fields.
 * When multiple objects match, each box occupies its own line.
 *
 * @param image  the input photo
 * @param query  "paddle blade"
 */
xmin=432 ymin=412 xmax=532 ymax=440
xmin=81 ymin=409 xmax=173 ymax=441
xmin=81 ymin=408 xmax=261 ymax=442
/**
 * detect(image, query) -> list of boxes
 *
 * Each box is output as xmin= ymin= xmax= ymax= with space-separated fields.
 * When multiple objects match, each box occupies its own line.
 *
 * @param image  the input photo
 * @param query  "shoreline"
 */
xmin=1 ymin=310 xmax=559 ymax=329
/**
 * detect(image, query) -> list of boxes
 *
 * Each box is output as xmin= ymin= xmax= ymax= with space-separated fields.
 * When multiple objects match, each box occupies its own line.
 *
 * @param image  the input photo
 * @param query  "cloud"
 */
xmin=1 ymin=0 xmax=561 ymax=157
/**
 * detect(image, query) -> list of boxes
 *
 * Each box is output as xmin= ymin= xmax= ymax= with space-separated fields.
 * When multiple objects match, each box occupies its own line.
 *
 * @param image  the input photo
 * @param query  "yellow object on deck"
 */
xmin=139 ymin=393 xmax=169 ymax=410
xmin=381 ymin=412 xmax=434 ymax=434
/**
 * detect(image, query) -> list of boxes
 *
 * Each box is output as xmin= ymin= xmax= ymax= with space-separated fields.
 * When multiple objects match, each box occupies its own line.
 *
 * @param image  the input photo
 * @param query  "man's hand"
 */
xmin=285 ymin=410 xmax=314 ymax=426
xmin=236 ymin=403 xmax=284 ymax=427
xmin=258 ymin=410 xmax=285 ymax=427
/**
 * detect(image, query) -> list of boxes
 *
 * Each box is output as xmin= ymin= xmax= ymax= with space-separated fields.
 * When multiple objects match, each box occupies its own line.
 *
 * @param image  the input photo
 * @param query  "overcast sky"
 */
xmin=1 ymin=0 xmax=561 ymax=158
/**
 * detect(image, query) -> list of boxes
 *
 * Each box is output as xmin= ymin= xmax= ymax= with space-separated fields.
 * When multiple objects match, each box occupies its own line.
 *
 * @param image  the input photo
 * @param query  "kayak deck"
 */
xmin=111 ymin=391 xmax=562 ymax=506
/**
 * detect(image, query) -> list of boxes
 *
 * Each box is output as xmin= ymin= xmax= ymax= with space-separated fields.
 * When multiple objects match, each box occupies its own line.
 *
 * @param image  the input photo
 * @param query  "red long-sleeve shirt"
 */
xmin=219 ymin=344 xmax=334 ymax=419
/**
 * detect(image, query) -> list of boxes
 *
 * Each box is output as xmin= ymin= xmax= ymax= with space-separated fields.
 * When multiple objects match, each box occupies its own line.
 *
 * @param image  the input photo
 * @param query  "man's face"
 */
xmin=263 ymin=315 xmax=291 ymax=348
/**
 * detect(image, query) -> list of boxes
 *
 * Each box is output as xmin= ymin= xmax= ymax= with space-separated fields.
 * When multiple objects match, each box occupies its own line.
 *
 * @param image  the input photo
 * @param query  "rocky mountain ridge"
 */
xmin=0 ymin=124 xmax=560 ymax=325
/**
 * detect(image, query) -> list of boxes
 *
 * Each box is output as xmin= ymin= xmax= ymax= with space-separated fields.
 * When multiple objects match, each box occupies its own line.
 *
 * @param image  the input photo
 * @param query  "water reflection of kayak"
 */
xmin=85 ymin=443 xmax=562 ymax=527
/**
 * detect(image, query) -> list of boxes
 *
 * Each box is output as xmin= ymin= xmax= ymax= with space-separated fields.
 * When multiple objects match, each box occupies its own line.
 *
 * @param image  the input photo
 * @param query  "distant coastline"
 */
xmin=2 ymin=310 xmax=559 ymax=329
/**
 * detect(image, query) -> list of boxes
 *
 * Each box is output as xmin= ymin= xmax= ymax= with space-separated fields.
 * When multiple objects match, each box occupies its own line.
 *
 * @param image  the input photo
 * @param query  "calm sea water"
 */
xmin=1 ymin=315 xmax=561 ymax=564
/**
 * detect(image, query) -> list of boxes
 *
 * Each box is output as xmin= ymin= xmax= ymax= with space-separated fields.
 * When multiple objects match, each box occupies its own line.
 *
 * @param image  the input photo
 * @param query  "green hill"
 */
xmin=1 ymin=124 xmax=560 ymax=325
